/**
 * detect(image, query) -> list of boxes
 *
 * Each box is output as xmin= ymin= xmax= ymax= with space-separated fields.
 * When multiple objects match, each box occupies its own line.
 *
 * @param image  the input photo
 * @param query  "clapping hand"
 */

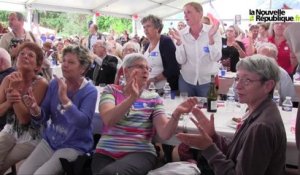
xmin=23 ymin=87 xmax=41 ymax=117
xmin=127 ymin=70 xmax=141 ymax=100
xmin=169 ymin=28 xmax=182 ymax=45
xmin=22 ymin=87 xmax=38 ymax=110
xmin=5 ymin=88 xmax=21 ymax=104
xmin=208 ymin=20 xmax=220 ymax=39
xmin=176 ymin=107 xmax=215 ymax=150
xmin=53 ymin=75 xmax=68 ymax=102
xmin=175 ymin=97 xmax=198 ymax=115
xmin=8 ymin=72 xmax=23 ymax=91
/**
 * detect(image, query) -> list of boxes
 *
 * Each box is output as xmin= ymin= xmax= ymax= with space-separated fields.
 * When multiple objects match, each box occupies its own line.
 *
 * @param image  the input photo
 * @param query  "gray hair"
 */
xmin=62 ymin=45 xmax=92 ymax=75
xmin=123 ymin=41 xmax=140 ymax=53
xmin=257 ymin=42 xmax=278 ymax=60
xmin=93 ymin=40 xmax=107 ymax=50
xmin=141 ymin=15 xmax=163 ymax=33
xmin=122 ymin=53 xmax=146 ymax=69
xmin=0 ymin=48 xmax=11 ymax=66
xmin=236 ymin=54 xmax=280 ymax=83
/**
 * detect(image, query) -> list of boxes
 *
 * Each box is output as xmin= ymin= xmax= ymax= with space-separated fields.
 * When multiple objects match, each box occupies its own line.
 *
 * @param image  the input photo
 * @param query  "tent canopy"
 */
xmin=0 ymin=0 xmax=211 ymax=19
xmin=1 ymin=0 xmax=299 ymax=21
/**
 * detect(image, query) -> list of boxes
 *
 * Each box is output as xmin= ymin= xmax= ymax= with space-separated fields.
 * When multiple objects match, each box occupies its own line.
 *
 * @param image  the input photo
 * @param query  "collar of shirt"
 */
xmin=181 ymin=23 xmax=210 ymax=36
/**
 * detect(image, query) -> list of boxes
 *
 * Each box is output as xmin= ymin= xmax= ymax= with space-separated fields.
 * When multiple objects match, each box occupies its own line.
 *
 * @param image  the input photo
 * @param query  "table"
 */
xmin=160 ymin=99 xmax=298 ymax=167
xmin=93 ymin=87 xmax=299 ymax=166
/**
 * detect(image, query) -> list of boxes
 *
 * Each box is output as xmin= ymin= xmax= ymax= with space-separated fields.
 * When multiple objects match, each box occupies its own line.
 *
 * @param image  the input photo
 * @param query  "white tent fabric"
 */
xmin=0 ymin=0 xmax=211 ymax=19
xmin=0 ymin=0 xmax=299 ymax=20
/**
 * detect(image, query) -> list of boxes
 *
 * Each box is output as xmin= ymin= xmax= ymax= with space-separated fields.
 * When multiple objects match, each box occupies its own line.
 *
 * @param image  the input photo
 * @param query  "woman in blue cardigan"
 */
xmin=19 ymin=45 xmax=98 ymax=175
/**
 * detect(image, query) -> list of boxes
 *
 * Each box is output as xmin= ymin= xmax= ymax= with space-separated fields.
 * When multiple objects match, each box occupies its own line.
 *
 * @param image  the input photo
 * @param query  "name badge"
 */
xmin=284 ymin=46 xmax=289 ymax=51
xmin=132 ymin=101 xmax=155 ymax=109
xmin=203 ymin=46 xmax=210 ymax=53
xmin=222 ymin=45 xmax=227 ymax=48
xmin=150 ymin=51 xmax=159 ymax=57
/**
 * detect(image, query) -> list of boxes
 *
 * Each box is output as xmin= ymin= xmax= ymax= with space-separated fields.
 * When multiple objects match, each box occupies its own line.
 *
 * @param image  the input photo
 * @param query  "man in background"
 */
xmin=85 ymin=40 xmax=118 ymax=85
xmin=177 ymin=21 xmax=186 ymax=30
xmin=87 ymin=24 xmax=104 ymax=51
xmin=0 ymin=12 xmax=37 ymax=53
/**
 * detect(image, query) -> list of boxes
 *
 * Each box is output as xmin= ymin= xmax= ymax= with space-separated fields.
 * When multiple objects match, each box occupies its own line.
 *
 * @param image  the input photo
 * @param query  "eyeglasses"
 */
xmin=234 ymin=77 xmax=262 ymax=86
xmin=128 ymin=64 xmax=152 ymax=72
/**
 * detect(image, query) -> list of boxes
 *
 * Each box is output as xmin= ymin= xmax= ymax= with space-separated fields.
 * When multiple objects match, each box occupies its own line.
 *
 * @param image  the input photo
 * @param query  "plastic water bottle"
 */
xmin=226 ymin=87 xmax=235 ymax=112
xmin=119 ymin=75 xmax=125 ymax=86
xmin=273 ymin=89 xmax=280 ymax=106
xmin=282 ymin=96 xmax=292 ymax=112
xmin=163 ymin=82 xmax=171 ymax=99
xmin=148 ymin=82 xmax=156 ymax=92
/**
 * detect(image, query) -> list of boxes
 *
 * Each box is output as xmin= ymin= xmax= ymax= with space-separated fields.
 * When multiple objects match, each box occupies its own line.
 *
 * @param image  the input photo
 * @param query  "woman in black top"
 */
xmin=221 ymin=25 xmax=246 ymax=72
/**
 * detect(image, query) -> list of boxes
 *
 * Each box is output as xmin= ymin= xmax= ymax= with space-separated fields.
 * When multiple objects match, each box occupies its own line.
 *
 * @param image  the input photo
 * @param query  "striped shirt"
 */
xmin=95 ymin=84 xmax=165 ymax=158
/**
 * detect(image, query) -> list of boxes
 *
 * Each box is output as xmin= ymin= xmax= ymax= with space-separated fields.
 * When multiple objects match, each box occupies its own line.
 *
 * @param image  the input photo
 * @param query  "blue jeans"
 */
xmin=179 ymin=75 xmax=210 ymax=97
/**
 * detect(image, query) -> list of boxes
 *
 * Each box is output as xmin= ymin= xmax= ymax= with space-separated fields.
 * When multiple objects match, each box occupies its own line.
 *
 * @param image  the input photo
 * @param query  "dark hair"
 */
xmin=91 ymin=24 xmax=98 ymax=31
xmin=249 ymin=24 xmax=259 ymax=31
xmin=62 ymin=45 xmax=92 ymax=75
xmin=17 ymin=42 xmax=44 ymax=67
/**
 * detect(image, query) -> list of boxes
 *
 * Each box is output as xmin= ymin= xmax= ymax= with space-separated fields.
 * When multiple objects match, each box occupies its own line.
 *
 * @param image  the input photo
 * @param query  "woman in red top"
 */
xmin=268 ymin=22 xmax=296 ymax=75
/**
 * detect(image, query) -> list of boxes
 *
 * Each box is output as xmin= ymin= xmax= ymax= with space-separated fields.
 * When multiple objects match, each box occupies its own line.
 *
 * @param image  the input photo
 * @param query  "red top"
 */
xmin=268 ymin=36 xmax=292 ymax=74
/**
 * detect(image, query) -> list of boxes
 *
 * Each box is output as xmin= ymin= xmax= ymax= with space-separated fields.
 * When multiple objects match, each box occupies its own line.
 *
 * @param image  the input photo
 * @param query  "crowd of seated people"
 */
xmin=0 ymin=1 xmax=300 ymax=174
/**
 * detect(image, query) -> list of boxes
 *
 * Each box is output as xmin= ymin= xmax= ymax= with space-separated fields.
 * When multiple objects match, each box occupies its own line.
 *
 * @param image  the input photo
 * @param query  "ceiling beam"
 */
xmin=92 ymin=0 xmax=119 ymax=12
xmin=161 ymin=0 xmax=213 ymax=19
xmin=133 ymin=0 xmax=178 ymax=15
xmin=25 ymin=0 xmax=38 ymax=4
xmin=99 ymin=11 xmax=131 ymax=19
xmin=27 ymin=3 xmax=93 ymax=14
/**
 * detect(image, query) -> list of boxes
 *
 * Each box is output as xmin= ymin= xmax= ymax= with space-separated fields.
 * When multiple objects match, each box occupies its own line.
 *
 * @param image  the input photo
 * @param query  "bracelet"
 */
xmin=62 ymin=101 xmax=72 ymax=109
xmin=30 ymin=108 xmax=41 ymax=117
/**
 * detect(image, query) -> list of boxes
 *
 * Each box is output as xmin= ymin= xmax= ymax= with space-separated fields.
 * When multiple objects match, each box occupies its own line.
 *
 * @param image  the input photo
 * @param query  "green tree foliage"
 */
xmin=0 ymin=11 xmax=11 ymax=26
xmin=97 ymin=16 xmax=132 ymax=34
xmin=0 ymin=10 xmax=132 ymax=37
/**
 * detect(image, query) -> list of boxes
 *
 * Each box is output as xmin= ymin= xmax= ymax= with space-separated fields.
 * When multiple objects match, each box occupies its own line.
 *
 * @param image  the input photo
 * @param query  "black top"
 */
xmin=85 ymin=55 xmax=118 ymax=86
xmin=0 ymin=67 xmax=15 ymax=84
xmin=221 ymin=38 xmax=245 ymax=72
xmin=144 ymin=35 xmax=180 ymax=91
xmin=0 ymin=67 xmax=15 ymax=130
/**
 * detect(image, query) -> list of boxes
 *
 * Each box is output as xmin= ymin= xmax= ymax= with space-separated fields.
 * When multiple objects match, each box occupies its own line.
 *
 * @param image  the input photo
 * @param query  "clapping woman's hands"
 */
xmin=176 ymin=107 xmax=215 ymax=150
xmin=127 ymin=70 xmax=141 ymax=100
xmin=8 ymin=72 xmax=23 ymax=91
xmin=174 ymin=97 xmax=198 ymax=115
xmin=22 ymin=87 xmax=38 ymax=110
xmin=53 ymin=75 xmax=68 ymax=104
xmin=169 ymin=28 xmax=182 ymax=45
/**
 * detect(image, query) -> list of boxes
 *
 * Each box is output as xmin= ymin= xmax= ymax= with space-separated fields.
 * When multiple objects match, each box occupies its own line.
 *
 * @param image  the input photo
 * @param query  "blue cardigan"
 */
xmin=33 ymin=79 xmax=97 ymax=153
xmin=144 ymin=35 xmax=180 ymax=91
